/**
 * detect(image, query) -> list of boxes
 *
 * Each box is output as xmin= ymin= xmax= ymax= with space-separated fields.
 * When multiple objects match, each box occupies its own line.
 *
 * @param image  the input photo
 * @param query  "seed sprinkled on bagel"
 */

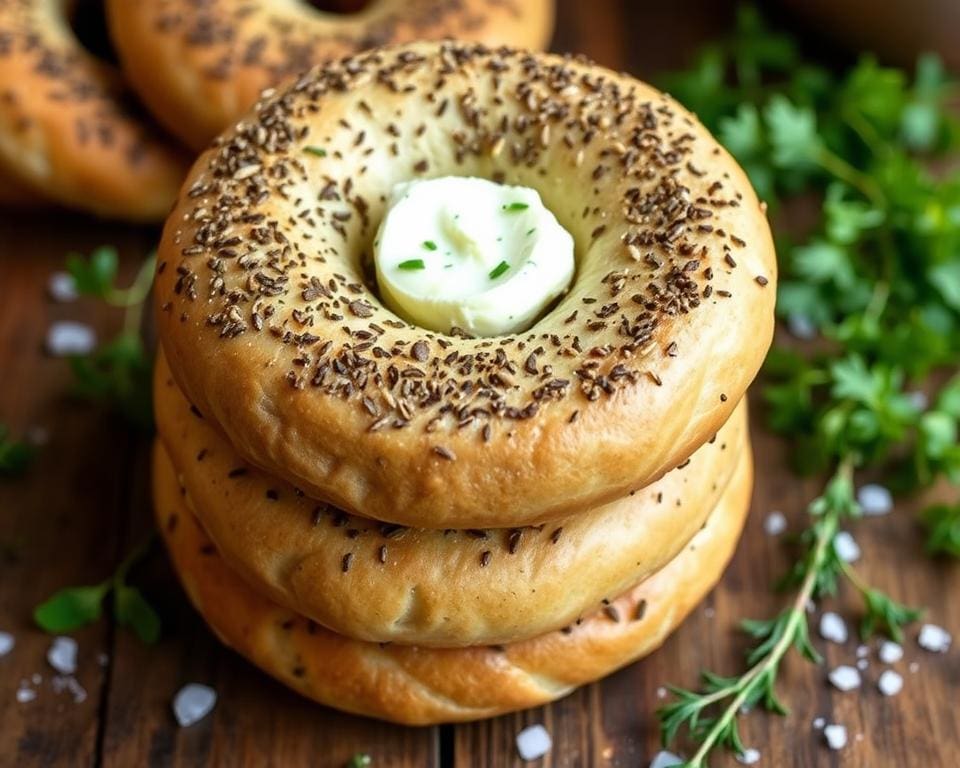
xmin=160 ymin=41 xmax=766 ymax=458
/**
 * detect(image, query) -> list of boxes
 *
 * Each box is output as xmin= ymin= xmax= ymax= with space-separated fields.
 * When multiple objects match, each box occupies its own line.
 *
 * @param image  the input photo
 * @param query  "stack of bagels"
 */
xmin=152 ymin=41 xmax=776 ymax=724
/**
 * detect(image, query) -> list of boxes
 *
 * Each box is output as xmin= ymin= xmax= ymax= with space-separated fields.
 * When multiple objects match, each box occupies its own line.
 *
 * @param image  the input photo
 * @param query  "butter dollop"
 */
xmin=373 ymin=176 xmax=574 ymax=337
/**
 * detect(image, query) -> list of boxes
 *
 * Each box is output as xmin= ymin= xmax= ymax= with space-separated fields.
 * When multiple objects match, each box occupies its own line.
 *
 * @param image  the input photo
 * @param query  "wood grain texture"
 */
xmin=0 ymin=2 xmax=958 ymax=767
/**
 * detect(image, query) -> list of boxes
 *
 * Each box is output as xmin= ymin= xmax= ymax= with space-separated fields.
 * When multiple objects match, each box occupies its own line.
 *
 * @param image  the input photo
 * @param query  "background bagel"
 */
xmin=106 ymin=0 xmax=556 ymax=149
xmin=0 ymin=0 xmax=189 ymax=221
xmin=155 ymin=41 xmax=777 ymax=529
xmin=153 ymin=440 xmax=754 ymax=724
xmin=155 ymin=350 xmax=748 ymax=646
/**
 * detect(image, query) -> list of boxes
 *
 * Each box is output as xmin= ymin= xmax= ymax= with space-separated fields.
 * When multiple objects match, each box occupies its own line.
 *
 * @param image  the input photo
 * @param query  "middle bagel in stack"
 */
xmin=153 ymin=40 xmax=776 ymax=721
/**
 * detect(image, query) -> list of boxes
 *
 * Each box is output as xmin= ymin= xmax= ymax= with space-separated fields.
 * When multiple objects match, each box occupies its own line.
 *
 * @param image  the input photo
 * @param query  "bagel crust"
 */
xmin=156 ymin=350 xmax=748 ymax=646
xmin=155 ymin=41 xmax=776 ymax=529
xmin=153 ymin=441 xmax=753 ymax=724
xmin=106 ymin=0 xmax=556 ymax=149
xmin=0 ymin=0 xmax=189 ymax=220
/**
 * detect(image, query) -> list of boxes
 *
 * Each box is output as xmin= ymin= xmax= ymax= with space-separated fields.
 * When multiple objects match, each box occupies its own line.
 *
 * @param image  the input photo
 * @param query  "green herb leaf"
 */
xmin=114 ymin=584 xmax=161 ymax=644
xmin=70 ymin=333 xmax=153 ymax=431
xmin=66 ymin=246 xmax=119 ymax=299
xmin=488 ymin=261 xmax=510 ymax=280
xmin=764 ymin=95 xmax=822 ymax=169
xmin=304 ymin=146 xmax=327 ymax=157
xmin=502 ymin=202 xmax=529 ymax=212
xmin=397 ymin=259 xmax=426 ymax=271
xmin=923 ymin=503 xmax=960 ymax=557
xmin=0 ymin=425 xmax=34 ymax=477
xmin=34 ymin=584 xmax=107 ymax=632
xmin=346 ymin=755 xmax=372 ymax=768
xmin=421 ymin=240 xmax=437 ymax=251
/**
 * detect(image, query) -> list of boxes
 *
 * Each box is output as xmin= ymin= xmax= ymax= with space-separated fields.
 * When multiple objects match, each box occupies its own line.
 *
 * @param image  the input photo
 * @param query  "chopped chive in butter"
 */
xmin=489 ymin=261 xmax=510 ymax=280
xmin=527 ymin=228 xmax=536 ymax=236
xmin=304 ymin=146 xmax=327 ymax=157
xmin=398 ymin=259 xmax=426 ymax=270
xmin=502 ymin=202 xmax=529 ymax=212
xmin=422 ymin=240 xmax=438 ymax=251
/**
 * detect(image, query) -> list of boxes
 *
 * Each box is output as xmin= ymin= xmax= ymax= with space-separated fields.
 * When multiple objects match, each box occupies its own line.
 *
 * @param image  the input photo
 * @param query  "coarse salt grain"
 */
xmin=516 ymin=724 xmax=552 ymax=761
xmin=763 ymin=511 xmax=787 ymax=536
xmin=856 ymin=658 xmax=868 ymax=671
xmin=909 ymin=662 xmax=919 ymax=673
xmin=787 ymin=313 xmax=817 ymax=340
xmin=833 ymin=531 xmax=860 ymax=563
xmin=918 ymin=624 xmax=952 ymax=653
xmin=856 ymin=644 xmax=870 ymax=658
xmin=173 ymin=683 xmax=217 ymax=727
xmin=828 ymin=665 xmax=861 ymax=692
xmin=879 ymin=641 xmax=903 ymax=664
xmin=47 ymin=637 xmax=78 ymax=675
xmin=812 ymin=717 xmax=826 ymax=730
xmin=650 ymin=751 xmax=684 ymax=768
xmin=878 ymin=670 xmax=903 ymax=697
xmin=857 ymin=484 xmax=893 ymax=516
xmin=824 ymin=724 xmax=847 ymax=750
xmin=46 ymin=322 xmax=96 ymax=356
xmin=48 ymin=271 xmax=78 ymax=302
xmin=16 ymin=685 xmax=36 ymax=703
xmin=0 ymin=631 xmax=14 ymax=657
xmin=656 ymin=686 xmax=667 ymax=699
xmin=819 ymin=612 xmax=848 ymax=644
xmin=736 ymin=748 xmax=761 ymax=764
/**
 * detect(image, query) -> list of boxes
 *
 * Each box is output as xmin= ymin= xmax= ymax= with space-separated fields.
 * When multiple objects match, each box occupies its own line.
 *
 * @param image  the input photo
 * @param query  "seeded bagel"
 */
xmin=0 ymin=0 xmax=189 ymax=221
xmin=154 ymin=441 xmax=753 ymax=724
xmin=156 ymin=351 xmax=747 ymax=646
xmin=155 ymin=41 xmax=776 ymax=529
xmin=106 ymin=0 xmax=555 ymax=149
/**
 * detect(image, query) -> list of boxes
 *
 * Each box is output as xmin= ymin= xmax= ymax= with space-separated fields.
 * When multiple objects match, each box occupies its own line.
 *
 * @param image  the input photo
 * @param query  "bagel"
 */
xmin=0 ymin=0 xmax=188 ymax=221
xmin=105 ymin=0 xmax=556 ymax=149
xmin=153 ymin=440 xmax=753 ymax=724
xmin=155 ymin=41 xmax=776 ymax=529
xmin=155 ymin=350 xmax=748 ymax=646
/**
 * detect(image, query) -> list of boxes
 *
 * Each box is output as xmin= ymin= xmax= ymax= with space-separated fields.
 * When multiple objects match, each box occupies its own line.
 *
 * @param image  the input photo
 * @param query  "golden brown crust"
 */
xmin=155 ymin=41 xmax=776 ymax=529
xmin=155 ymin=350 xmax=748 ymax=646
xmin=106 ymin=0 xmax=556 ymax=149
xmin=153 ymin=440 xmax=753 ymax=724
xmin=0 ymin=0 xmax=189 ymax=221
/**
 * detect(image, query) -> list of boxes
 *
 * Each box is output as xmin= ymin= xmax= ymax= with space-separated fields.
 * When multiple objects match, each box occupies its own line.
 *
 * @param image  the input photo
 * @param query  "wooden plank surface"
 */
xmin=0 ymin=2 xmax=958 ymax=767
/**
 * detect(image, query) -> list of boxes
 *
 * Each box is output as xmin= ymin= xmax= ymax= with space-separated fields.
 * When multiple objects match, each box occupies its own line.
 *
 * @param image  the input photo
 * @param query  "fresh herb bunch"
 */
xmin=655 ymin=6 xmax=956 ymax=765
xmin=0 ymin=424 xmax=34 ymax=477
xmin=66 ymin=246 xmax=155 ymax=430
xmin=34 ymin=534 xmax=160 ymax=644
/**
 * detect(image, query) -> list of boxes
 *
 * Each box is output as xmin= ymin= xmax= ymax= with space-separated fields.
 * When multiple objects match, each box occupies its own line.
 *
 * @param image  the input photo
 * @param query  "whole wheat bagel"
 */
xmin=106 ymin=0 xmax=555 ymax=149
xmin=155 ymin=41 xmax=776 ymax=529
xmin=155 ymin=350 xmax=748 ymax=646
xmin=0 ymin=0 xmax=188 ymax=221
xmin=153 ymin=440 xmax=753 ymax=724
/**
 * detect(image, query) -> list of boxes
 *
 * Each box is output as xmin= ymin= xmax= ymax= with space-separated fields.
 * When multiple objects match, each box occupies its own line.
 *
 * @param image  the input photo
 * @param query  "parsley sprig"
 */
xmin=0 ymin=424 xmax=34 ymax=477
xmin=656 ymin=6 xmax=953 ymax=763
xmin=66 ymin=246 xmax=155 ymax=430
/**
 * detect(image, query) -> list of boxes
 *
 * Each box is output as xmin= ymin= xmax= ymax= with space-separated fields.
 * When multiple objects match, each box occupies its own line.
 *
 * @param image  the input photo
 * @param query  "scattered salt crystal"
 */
xmin=47 ymin=637 xmax=78 ymax=674
xmin=819 ymin=612 xmax=848 ymax=644
xmin=787 ymin=313 xmax=817 ymax=340
xmin=824 ymin=724 xmax=847 ymax=750
xmin=48 ymin=272 xmax=78 ymax=302
xmin=909 ymin=662 xmax=919 ymax=673
xmin=173 ymin=684 xmax=217 ymax=727
xmin=0 ymin=631 xmax=14 ymax=657
xmin=516 ymin=724 xmax=552 ymax=761
xmin=656 ymin=686 xmax=667 ymax=700
xmin=52 ymin=675 xmax=88 ymax=704
xmin=704 ymin=606 xmax=715 ymax=619
xmin=918 ymin=624 xmax=952 ymax=653
xmin=736 ymin=748 xmax=761 ymax=764
xmin=650 ymin=751 xmax=684 ymax=768
xmin=812 ymin=717 xmax=826 ymax=730
xmin=764 ymin=511 xmax=787 ymax=536
xmin=856 ymin=658 xmax=869 ymax=671
xmin=879 ymin=641 xmax=903 ymax=664
xmin=16 ymin=685 xmax=36 ymax=703
xmin=878 ymin=670 xmax=903 ymax=697
xmin=828 ymin=665 xmax=861 ymax=691
xmin=31 ymin=673 xmax=42 ymax=685
xmin=46 ymin=322 xmax=96 ymax=356
xmin=857 ymin=484 xmax=893 ymax=516
xmin=856 ymin=644 xmax=870 ymax=659
xmin=833 ymin=531 xmax=860 ymax=563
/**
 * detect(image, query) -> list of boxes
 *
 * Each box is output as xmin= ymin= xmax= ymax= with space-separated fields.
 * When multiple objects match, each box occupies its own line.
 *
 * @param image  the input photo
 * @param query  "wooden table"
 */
xmin=1 ymin=2 xmax=957 ymax=766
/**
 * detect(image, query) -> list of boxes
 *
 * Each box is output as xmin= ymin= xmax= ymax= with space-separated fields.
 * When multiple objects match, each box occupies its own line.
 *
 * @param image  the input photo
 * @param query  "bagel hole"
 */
xmin=308 ymin=0 xmax=371 ymax=13
xmin=69 ymin=0 xmax=118 ymax=65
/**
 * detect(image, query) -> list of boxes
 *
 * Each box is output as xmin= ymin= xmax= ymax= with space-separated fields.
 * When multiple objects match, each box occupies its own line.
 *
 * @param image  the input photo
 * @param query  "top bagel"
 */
xmin=106 ymin=0 xmax=556 ymax=149
xmin=155 ymin=41 xmax=776 ymax=530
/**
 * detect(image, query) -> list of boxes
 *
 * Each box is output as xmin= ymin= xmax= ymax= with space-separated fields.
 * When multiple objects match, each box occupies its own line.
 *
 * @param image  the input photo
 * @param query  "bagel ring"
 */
xmin=154 ymin=440 xmax=753 ymax=724
xmin=0 ymin=0 xmax=188 ymax=221
xmin=106 ymin=0 xmax=556 ymax=149
xmin=156 ymin=350 xmax=747 ymax=647
xmin=155 ymin=41 xmax=776 ymax=530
